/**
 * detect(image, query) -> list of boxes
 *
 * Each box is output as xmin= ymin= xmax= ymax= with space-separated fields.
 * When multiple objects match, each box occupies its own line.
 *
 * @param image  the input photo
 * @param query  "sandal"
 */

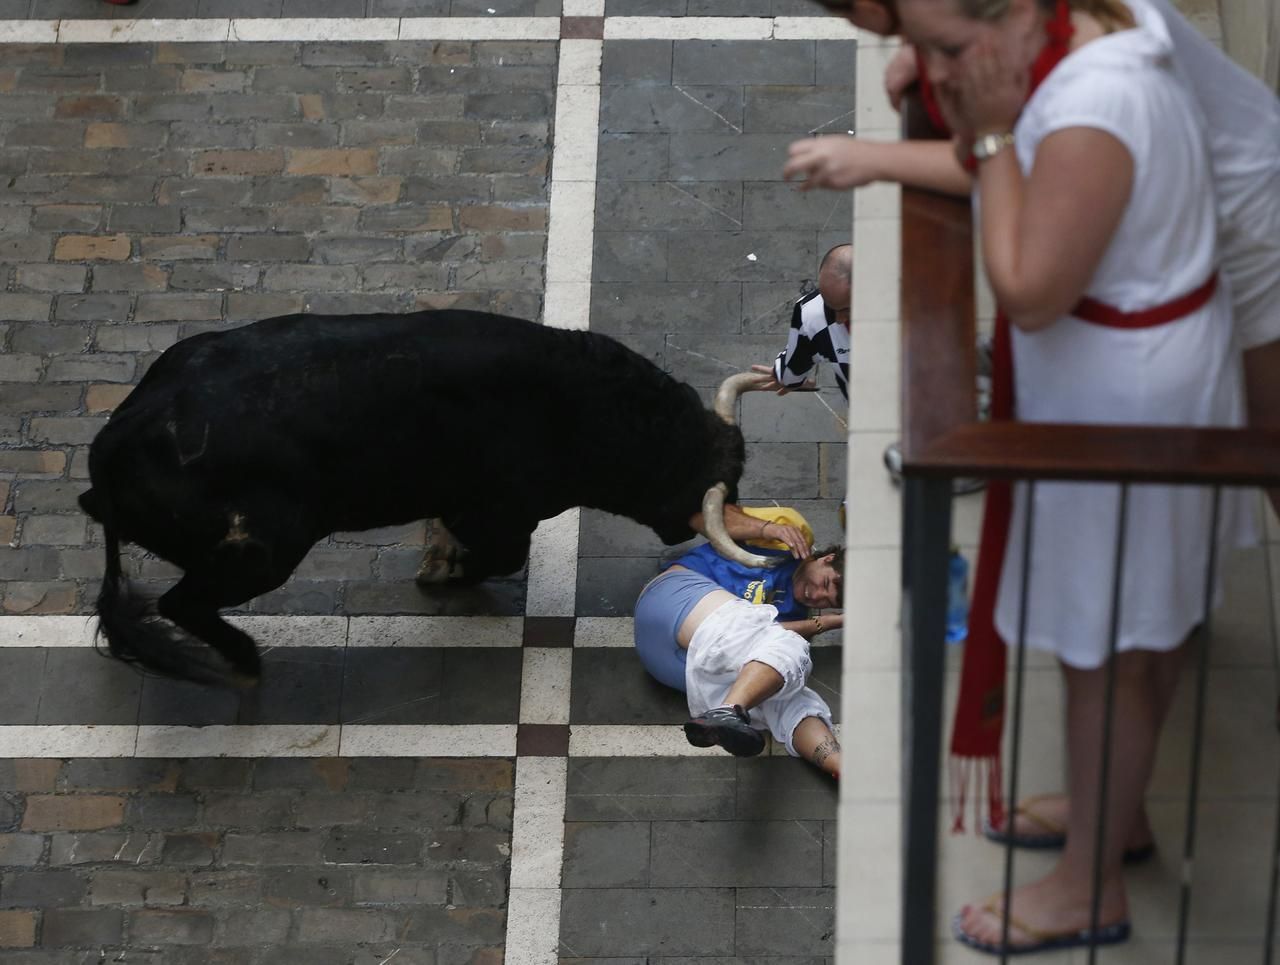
xmin=953 ymin=895 xmax=1131 ymax=956
xmin=982 ymin=794 xmax=1156 ymax=864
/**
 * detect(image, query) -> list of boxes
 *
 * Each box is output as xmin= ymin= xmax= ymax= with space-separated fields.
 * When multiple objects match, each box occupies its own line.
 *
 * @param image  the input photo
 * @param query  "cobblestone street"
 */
xmin=0 ymin=5 xmax=857 ymax=963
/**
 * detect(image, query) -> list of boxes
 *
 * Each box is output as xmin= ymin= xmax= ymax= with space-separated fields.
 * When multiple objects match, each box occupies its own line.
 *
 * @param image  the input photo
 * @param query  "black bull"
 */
xmin=79 ymin=310 xmax=747 ymax=684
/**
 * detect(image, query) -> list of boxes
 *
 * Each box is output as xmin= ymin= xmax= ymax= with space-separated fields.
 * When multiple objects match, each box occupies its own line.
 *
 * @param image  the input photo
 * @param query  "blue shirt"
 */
xmin=669 ymin=542 xmax=805 ymax=622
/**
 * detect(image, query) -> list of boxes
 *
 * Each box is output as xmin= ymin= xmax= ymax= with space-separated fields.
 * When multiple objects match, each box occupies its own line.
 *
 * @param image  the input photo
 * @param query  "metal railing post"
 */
xmin=900 ymin=475 xmax=953 ymax=965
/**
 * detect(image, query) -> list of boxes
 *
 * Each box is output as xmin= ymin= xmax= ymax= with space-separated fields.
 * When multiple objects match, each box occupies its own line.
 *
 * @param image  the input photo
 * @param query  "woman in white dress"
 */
xmin=891 ymin=0 xmax=1253 ymax=954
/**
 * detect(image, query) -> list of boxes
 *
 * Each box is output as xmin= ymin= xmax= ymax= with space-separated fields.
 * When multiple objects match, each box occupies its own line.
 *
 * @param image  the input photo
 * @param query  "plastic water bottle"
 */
xmin=946 ymin=548 xmax=970 ymax=644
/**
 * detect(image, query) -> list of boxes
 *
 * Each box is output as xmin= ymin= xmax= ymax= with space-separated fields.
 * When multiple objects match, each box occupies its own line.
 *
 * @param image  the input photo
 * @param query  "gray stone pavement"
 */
xmin=560 ymin=759 xmax=836 ymax=961
xmin=0 ymin=37 xmax=552 ymax=617
xmin=0 ymin=757 xmax=513 ymax=964
xmin=0 ymin=18 xmax=855 ymax=965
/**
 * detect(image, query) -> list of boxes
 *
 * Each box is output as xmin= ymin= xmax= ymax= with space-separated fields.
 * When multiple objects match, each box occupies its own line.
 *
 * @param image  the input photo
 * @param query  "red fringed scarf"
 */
xmin=911 ymin=0 xmax=1077 ymax=833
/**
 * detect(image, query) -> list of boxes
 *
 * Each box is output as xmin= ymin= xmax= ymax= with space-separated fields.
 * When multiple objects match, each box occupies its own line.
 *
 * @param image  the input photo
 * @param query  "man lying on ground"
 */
xmin=633 ymin=504 xmax=844 ymax=778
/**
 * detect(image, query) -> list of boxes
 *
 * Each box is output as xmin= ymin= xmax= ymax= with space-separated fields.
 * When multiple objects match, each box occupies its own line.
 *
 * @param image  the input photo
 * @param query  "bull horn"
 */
xmin=714 ymin=371 xmax=766 ymax=424
xmin=702 ymin=482 xmax=775 ymax=569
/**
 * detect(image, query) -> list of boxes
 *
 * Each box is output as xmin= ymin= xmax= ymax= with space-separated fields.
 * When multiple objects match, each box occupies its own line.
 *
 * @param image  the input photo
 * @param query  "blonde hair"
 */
xmin=960 ymin=0 xmax=1134 ymax=31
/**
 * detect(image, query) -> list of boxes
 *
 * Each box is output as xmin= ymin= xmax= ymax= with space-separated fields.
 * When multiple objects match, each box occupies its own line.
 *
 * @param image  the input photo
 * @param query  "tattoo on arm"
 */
xmin=811 ymin=737 xmax=840 ymax=767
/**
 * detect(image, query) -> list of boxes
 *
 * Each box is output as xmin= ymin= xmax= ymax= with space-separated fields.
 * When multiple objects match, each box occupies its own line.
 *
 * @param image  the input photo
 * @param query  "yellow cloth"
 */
xmin=740 ymin=506 xmax=814 ymax=553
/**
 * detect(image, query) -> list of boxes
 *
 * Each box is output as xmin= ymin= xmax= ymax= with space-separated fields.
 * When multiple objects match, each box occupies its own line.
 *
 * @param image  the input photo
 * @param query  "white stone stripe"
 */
xmin=135 ymin=724 xmax=340 ymax=758
xmin=0 ymin=725 xmax=137 ymax=758
xmin=568 ymin=724 xmax=724 ymax=757
xmin=346 ymin=615 xmax=521 ymax=648
xmin=229 ymin=615 xmax=348 ymax=648
xmin=338 ymin=723 xmax=516 ymax=757
xmin=543 ymin=181 xmax=596 ymax=288
xmin=525 ymin=509 xmax=581 ymax=617
xmin=0 ymin=615 xmax=521 ymax=648
xmin=520 ymin=648 xmax=573 ymax=725
xmin=230 ymin=17 xmax=399 ymax=41
xmin=604 ymin=17 xmax=774 ymax=40
xmin=771 ymin=17 xmax=865 ymax=41
xmin=542 ymin=281 xmax=592 ymax=331
xmin=0 ymin=616 xmax=97 ymax=647
xmin=0 ymin=21 xmax=58 ymax=42
xmin=0 ymin=722 xmax=842 ymax=757
xmin=562 ymin=0 xmax=605 ymax=14
xmin=512 ymin=30 xmax=604 ymax=958
xmin=504 ymin=887 xmax=562 ymax=965
xmin=1 ymin=15 xmax=877 ymax=46
xmin=550 ymin=82 xmax=602 ymax=182
xmin=399 ymin=16 xmax=561 ymax=40
xmin=0 ymin=725 xmax=511 ymax=758
xmin=508 ymin=756 xmax=567 ymax=889
xmin=572 ymin=615 xmax=840 ymax=648
xmin=58 ymin=18 xmax=231 ymax=43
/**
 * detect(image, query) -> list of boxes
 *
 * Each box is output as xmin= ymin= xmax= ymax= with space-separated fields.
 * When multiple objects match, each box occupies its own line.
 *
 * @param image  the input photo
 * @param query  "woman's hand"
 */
xmin=783 ymin=136 xmax=885 ymax=191
xmin=884 ymin=44 xmax=919 ymax=112
xmin=749 ymin=363 xmax=815 ymax=395
xmin=946 ymin=35 xmax=1027 ymax=137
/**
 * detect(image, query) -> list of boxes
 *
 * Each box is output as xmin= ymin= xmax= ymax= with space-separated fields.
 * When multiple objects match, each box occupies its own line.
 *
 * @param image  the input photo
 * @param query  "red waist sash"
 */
xmin=1073 ymin=273 xmax=1219 ymax=328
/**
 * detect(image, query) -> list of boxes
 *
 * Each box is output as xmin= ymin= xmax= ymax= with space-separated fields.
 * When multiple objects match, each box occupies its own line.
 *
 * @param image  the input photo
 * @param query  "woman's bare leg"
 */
xmin=958 ymin=647 xmax=1180 ymax=947
xmin=999 ymin=643 xmax=1185 ymax=848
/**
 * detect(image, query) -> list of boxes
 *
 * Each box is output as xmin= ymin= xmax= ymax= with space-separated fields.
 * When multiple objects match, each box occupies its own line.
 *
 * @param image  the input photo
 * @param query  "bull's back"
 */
xmin=106 ymin=311 xmax=566 ymax=436
xmin=86 ymin=311 xmax=642 ymax=535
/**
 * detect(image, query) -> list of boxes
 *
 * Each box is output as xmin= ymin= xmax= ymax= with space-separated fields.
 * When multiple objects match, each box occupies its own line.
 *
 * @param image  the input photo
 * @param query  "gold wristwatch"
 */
xmin=972 ymin=132 xmax=1015 ymax=161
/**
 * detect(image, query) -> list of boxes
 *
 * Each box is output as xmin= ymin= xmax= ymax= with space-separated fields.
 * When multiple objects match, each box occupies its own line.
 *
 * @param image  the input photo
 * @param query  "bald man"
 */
xmin=752 ymin=244 xmax=853 ymax=400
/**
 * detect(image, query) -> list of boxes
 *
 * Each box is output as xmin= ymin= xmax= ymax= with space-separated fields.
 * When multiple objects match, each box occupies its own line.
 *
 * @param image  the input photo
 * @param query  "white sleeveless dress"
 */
xmin=991 ymin=0 xmax=1255 ymax=669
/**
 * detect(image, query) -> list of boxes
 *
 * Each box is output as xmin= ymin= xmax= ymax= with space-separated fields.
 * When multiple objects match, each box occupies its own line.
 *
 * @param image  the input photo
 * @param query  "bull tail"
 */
xmin=92 ymin=526 xmax=218 ymax=683
xmin=93 ymin=526 xmax=162 ymax=670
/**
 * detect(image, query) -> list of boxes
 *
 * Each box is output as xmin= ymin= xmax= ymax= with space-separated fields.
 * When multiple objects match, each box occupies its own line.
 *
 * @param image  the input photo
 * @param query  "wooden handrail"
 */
xmin=897 ymin=90 xmax=1280 ymax=488
xmin=898 ymin=92 xmax=977 ymax=465
xmin=912 ymin=422 xmax=1280 ymax=486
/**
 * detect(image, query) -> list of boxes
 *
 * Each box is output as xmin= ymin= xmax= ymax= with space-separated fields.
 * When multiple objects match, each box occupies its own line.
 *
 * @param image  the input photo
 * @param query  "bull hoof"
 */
xmin=416 ymin=559 xmax=453 ymax=584
xmin=230 ymin=671 xmax=261 ymax=690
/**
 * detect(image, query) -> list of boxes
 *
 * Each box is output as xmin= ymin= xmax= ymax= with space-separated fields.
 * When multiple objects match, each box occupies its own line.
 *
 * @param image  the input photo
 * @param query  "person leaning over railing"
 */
xmin=632 ymin=504 xmax=845 ymax=778
xmin=787 ymin=0 xmax=1280 ymax=516
xmin=880 ymin=0 xmax=1253 ymax=954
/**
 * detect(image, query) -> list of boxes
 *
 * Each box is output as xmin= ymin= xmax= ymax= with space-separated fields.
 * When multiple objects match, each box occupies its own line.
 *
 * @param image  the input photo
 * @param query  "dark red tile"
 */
xmin=523 ymin=616 xmax=576 ymax=647
xmin=561 ymin=15 xmax=604 ymax=38
xmin=516 ymin=723 xmax=570 ymax=756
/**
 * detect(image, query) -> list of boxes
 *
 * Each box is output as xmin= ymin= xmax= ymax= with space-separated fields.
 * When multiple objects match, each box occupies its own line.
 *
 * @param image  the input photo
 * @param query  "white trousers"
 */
xmin=685 ymin=599 xmax=831 ymax=756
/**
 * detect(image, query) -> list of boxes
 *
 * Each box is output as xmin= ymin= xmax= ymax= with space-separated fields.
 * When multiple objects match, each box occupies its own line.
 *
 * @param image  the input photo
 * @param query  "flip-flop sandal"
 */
xmin=981 ymin=794 xmax=1156 ymax=864
xmin=953 ymin=896 xmax=1132 ymax=956
xmin=981 ymin=794 xmax=1068 ymax=850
